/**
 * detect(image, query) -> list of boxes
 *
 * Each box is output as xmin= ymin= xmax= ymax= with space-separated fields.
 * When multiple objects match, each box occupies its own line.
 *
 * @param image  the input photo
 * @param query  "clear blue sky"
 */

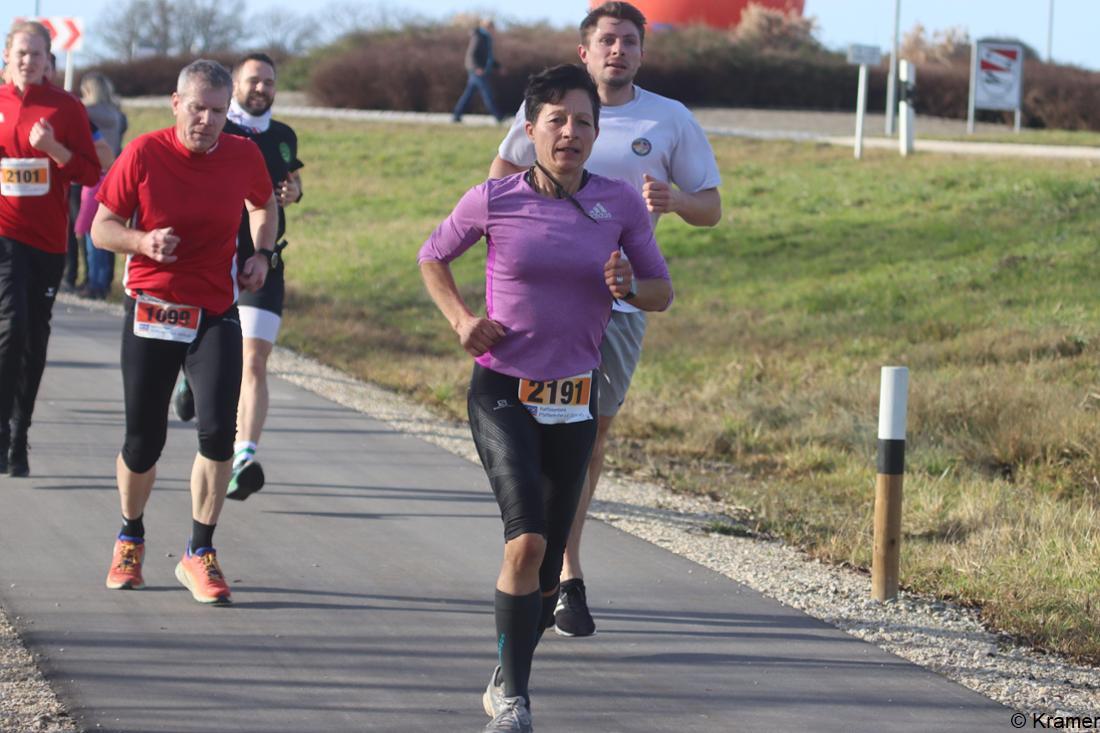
xmin=9 ymin=0 xmax=1098 ymax=71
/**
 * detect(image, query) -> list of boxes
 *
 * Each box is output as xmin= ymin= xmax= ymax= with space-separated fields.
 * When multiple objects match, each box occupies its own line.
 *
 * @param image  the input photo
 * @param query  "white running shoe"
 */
xmin=482 ymin=695 xmax=532 ymax=732
xmin=482 ymin=665 xmax=505 ymax=718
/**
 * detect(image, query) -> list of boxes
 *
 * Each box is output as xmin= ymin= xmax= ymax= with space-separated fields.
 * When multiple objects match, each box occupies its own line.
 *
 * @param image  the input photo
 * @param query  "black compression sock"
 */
xmin=495 ymin=589 xmax=541 ymax=705
xmin=190 ymin=519 xmax=216 ymax=551
xmin=120 ymin=514 xmax=144 ymax=540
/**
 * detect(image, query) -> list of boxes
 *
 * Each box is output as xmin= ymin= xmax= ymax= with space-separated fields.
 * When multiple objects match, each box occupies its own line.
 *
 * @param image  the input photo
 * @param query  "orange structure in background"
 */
xmin=595 ymin=0 xmax=805 ymax=29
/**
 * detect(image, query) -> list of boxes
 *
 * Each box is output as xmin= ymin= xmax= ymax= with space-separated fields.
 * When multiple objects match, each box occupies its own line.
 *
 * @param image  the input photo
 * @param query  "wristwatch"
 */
xmin=256 ymin=248 xmax=275 ymax=266
xmin=623 ymin=277 xmax=638 ymax=301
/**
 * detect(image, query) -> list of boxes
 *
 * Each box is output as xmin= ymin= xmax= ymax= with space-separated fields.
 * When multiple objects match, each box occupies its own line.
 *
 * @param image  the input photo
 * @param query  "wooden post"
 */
xmin=872 ymin=366 xmax=908 ymax=602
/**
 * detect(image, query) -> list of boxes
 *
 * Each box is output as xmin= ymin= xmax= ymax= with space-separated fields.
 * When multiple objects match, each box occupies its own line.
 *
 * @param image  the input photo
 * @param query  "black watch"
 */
xmin=623 ymin=278 xmax=638 ymax=301
xmin=256 ymin=249 xmax=275 ymax=265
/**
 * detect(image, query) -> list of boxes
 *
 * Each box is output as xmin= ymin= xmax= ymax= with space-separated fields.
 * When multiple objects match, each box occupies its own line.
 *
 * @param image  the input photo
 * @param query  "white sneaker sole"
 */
xmin=174 ymin=561 xmax=232 ymax=604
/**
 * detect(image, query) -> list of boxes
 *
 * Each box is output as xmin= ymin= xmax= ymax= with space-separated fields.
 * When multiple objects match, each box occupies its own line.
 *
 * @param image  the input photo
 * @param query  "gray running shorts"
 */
xmin=597 ymin=309 xmax=647 ymax=417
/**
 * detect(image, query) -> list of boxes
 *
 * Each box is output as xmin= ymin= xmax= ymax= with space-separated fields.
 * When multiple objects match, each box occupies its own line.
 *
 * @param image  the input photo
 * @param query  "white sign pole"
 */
xmin=64 ymin=50 xmax=75 ymax=92
xmin=967 ymin=42 xmax=977 ymax=135
xmin=885 ymin=0 xmax=901 ymax=136
xmin=1047 ymin=0 xmax=1055 ymax=63
xmin=847 ymin=45 xmax=880 ymax=161
xmin=899 ymin=61 xmax=915 ymax=157
xmin=854 ymin=64 xmax=868 ymax=160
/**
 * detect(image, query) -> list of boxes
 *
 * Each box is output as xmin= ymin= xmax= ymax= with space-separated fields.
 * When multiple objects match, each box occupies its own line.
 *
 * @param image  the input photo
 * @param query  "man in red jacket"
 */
xmin=0 ymin=21 xmax=99 ymax=477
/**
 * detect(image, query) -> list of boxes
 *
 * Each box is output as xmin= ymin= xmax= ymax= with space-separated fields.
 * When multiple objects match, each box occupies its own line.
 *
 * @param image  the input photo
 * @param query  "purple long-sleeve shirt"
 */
xmin=419 ymin=172 xmax=672 ymax=382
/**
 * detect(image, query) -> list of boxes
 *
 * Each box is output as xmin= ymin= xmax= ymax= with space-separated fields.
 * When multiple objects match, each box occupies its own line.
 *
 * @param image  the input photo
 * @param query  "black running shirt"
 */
xmin=226 ymin=118 xmax=304 ymax=269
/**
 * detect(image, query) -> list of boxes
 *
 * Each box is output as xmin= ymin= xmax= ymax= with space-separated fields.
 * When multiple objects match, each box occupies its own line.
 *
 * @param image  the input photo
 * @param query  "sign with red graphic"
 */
xmin=15 ymin=17 xmax=84 ymax=53
xmin=973 ymin=41 xmax=1023 ymax=111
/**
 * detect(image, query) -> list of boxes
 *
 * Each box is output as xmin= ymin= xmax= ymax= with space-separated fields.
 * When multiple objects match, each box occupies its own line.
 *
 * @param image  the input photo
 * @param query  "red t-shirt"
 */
xmin=0 ymin=81 xmax=100 ymax=253
xmin=97 ymin=127 xmax=272 ymax=313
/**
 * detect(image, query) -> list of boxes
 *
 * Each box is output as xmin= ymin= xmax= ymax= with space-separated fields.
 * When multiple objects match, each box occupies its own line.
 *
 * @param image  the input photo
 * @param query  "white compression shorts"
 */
xmin=238 ymin=305 xmax=282 ymax=344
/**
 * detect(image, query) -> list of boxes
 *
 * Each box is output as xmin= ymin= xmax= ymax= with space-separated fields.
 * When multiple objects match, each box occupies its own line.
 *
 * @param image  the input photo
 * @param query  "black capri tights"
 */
xmin=120 ymin=297 xmax=242 ymax=473
xmin=467 ymin=364 xmax=598 ymax=593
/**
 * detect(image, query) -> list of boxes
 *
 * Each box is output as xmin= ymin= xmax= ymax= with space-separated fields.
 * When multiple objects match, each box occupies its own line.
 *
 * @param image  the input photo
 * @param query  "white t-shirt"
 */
xmin=497 ymin=85 xmax=721 ymax=312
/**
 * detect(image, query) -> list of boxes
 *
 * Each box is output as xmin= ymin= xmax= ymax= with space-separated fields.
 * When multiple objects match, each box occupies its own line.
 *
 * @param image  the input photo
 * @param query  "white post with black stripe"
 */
xmin=873 ymin=366 xmax=908 ymax=602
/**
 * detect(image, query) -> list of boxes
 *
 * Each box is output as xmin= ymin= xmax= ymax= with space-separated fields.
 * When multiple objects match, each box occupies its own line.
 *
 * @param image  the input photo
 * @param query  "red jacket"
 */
xmin=0 ymin=81 xmax=100 ymax=253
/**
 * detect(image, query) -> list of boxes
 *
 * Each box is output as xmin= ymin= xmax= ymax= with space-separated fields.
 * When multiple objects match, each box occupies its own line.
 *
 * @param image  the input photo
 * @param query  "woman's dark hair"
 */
xmin=523 ymin=64 xmax=601 ymax=129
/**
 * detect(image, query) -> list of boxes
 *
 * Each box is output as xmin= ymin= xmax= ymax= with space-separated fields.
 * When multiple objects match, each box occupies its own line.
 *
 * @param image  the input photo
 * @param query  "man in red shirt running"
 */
xmin=0 ymin=21 xmax=99 ymax=477
xmin=91 ymin=59 xmax=276 ymax=605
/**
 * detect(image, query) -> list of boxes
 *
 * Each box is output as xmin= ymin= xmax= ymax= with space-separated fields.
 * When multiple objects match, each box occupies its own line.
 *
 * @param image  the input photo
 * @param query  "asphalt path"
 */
xmin=0 ymin=303 xmax=1015 ymax=732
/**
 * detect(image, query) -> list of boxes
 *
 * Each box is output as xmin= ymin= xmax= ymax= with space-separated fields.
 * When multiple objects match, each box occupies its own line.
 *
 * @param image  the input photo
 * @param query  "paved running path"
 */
xmin=0 ymin=304 xmax=1014 ymax=732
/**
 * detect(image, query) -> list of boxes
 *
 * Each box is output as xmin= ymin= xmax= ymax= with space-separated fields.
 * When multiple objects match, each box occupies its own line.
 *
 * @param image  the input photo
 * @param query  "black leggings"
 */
xmin=0 ymin=237 xmax=64 ymax=431
xmin=467 ymin=364 xmax=598 ymax=593
xmin=120 ymin=296 xmax=242 ymax=473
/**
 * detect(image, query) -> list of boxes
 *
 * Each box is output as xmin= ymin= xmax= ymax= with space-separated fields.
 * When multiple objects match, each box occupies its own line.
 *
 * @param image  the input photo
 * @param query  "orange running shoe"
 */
xmin=106 ymin=536 xmax=145 ymax=590
xmin=174 ymin=546 xmax=232 ymax=604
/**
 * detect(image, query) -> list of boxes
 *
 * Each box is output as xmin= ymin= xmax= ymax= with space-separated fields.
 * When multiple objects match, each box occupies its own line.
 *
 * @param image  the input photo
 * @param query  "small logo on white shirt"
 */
xmin=588 ymin=202 xmax=613 ymax=220
xmin=631 ymin=137 xmax=652 ymax=156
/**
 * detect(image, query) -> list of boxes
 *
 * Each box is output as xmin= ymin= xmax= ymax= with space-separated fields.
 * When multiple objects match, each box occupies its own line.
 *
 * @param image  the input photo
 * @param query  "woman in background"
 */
xmin=77 ymin=72 xmax=126 ymax=299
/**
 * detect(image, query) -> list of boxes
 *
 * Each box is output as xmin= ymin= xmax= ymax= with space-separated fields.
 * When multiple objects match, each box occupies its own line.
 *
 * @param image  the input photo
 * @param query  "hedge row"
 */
xmin=307 ymin=26 xmax=1100 ymax=131
xmin=86 ymin=54 xmax=239 ymax=97
xmin=84 ymin=25 xmax=1100 ymax=132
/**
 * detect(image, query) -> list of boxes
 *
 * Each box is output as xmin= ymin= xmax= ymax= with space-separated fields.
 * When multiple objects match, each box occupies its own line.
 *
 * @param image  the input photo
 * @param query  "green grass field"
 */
xmin=122 ymin=106 xmax=1100 ymax=664
xmin=927 ymin=128 xmax=1100 ymax=147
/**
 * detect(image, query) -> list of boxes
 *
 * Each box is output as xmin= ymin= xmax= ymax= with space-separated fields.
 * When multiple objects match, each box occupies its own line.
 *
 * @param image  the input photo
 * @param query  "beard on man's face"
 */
xmin=239 ymin=91 xmax=273 ymax=115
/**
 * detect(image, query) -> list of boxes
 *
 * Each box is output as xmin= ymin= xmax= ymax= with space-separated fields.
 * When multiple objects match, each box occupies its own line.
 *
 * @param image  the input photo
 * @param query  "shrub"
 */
xmin=1022 ymin=62 xmax=1100 ymax=130
xmin=82 ymin=53 xmax=242 ymax=97
xmin=94 ymin=22 xmax=1100 ymax=132
xmin=734 ymin=3 xmax=822 ymax=55
xmin=308 ymin=24 xmax=574 ymax=115
xmin=306 ymin=24 xmax=886 ymax=115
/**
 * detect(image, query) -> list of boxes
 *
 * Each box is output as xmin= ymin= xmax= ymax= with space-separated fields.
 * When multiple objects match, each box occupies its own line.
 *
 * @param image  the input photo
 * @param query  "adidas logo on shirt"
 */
xmin=588 ymin=202 xmax=613 ymax=220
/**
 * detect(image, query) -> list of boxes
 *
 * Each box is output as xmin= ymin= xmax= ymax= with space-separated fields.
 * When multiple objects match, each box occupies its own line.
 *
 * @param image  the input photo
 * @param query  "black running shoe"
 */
xmin=554 ymin=578 xmax=596 ymax=637
xmin=226 ymin=460 xmax=264 ymax=501
xmin=8 ymin=433 xmax=29 ymax=477
xmin=173 ymin=377 xmax=195 ymax=422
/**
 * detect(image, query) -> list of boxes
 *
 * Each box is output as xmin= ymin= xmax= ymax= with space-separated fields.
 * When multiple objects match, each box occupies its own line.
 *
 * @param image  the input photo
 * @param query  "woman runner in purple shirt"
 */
xmin=419 ymin=64 xmax=672 ymax=733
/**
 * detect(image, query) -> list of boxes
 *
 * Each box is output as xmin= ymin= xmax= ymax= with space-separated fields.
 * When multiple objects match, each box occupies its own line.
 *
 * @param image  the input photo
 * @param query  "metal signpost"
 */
xmin=847 ymin=44 xmax=882 ymax=160
xmin=884 ymin=0 xmax=901 ymax=136
xmin=968 ymin=40 xmax=1025 ymax=134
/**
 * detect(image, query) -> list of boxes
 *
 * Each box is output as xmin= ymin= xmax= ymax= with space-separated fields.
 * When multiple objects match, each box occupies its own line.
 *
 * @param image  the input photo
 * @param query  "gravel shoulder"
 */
xmin=0 ymin=609 xmax=79 ymax=732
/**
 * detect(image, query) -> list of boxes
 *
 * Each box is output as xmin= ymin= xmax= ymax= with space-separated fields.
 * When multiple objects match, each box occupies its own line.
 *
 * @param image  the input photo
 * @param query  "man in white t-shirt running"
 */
xmin=489 ymin=1 xmax=722 ymax=638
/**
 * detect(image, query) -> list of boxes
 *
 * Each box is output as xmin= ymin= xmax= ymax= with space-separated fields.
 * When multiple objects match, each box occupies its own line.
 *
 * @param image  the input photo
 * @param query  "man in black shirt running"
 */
xmin=173 ymin=52 xmax=304 ymax=500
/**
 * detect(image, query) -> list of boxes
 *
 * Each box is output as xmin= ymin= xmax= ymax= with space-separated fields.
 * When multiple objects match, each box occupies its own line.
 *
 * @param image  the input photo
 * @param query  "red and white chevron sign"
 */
xmin=15 ymin=17 xmax=84 ymax=53
xmin=979 ymin=45 xmax=1019 ymax=73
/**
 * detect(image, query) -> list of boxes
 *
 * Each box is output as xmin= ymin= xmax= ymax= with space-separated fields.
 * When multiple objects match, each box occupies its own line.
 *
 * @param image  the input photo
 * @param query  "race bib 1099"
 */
xmin=133 ymin=294 xmax=202 ymax=343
